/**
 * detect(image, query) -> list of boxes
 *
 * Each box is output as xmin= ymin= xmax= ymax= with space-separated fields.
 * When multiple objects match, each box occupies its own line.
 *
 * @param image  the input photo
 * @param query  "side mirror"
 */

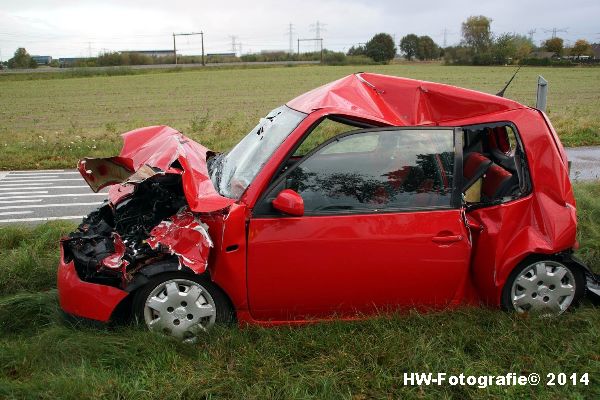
xmin=272 ymin=189 xmax=304 ymax=216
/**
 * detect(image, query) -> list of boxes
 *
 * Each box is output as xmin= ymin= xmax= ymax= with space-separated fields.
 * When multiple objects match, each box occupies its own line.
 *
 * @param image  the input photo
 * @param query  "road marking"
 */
xmin=0 ymin=172 xmax=8 ymax=180
xmin=2 ymin=176 xmax=59 ymax=180
xmin=7 ymin=172 xmax=80 ymax=176
xmin=4 ymin=174 xmax=59 ymax=178
xmin=0 ymin=186 xmax=89 ymax=190
xmin=0 ymin=215 xmax=84 ymax=223
xmin=0 ymin=183 xmax=55 ymax=187
xmin=0 ymin=202 xmax=103 ymax=210
xmin=0 ymin=211 xmax=32 ymax=216
xmin=5 ymin=169 xmax=66 ymax=173
xmin=0 ymin=199 xmax=43 ymax=204
xmin=0 ymin=178 xmax=85 ymax=183
xmin=0 ymin=191 xmax=48 ymax=195
xmin=0 ymin=193 xmax=107 ymax=200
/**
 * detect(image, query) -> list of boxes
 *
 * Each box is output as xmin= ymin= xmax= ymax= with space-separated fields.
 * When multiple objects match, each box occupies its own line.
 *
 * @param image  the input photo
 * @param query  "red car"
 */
xmin=58 ymin=73 xmax=599 ymax=341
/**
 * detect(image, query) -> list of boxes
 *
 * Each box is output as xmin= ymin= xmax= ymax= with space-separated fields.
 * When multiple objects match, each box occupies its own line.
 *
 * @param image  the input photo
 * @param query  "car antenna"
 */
xmin=496 ymin=65 xmax=522 ymax=97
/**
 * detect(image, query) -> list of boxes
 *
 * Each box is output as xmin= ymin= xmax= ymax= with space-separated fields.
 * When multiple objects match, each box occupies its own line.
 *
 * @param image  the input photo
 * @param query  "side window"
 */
xmin=293 ymin=118 xmax=362 ymax=157
xmin=269 ymin=129 xmax=455 ymax=215
xmin=462 ymin=123 xmax=530 ymax=205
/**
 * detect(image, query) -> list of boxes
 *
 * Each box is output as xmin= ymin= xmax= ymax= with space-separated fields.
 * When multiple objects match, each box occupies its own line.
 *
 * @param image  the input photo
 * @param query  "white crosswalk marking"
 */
xmin=0 ymin=211 xmax=33 ymax=216
xmin=0 ymin=169 xmax=106 ymax=224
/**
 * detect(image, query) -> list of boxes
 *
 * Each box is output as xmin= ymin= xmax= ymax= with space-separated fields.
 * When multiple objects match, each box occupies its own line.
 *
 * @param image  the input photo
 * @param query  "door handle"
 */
xmin=432 ymin=235 xmax=463 ymax=244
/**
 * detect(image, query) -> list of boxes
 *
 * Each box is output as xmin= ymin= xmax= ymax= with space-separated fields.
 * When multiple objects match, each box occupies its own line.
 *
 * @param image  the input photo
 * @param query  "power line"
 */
xmin=543 ymin=27 xmax=568 ymax=38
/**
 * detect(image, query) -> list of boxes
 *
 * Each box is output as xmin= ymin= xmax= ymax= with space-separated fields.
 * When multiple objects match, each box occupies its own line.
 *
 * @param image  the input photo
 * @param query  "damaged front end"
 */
xmin=61 ymin=125 xmax=233 ymax=292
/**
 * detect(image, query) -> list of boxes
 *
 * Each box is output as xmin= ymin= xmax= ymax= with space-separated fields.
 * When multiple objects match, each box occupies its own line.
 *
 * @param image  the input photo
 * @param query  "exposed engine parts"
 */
xmin=63 ymin=174 xmax=211 ymax=289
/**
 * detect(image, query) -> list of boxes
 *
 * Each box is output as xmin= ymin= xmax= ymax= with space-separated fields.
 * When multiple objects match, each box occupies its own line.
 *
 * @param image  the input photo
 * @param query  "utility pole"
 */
xmin=528 ymin=29 xmax=536 ymax=41
xmin=298 ymin=38 xmax=323 ymax=63
xmin=173 ymin=33 xmax=177 ymax=64
xmin=443 ymin=28 xmax=448 ymax=48
xmin=201 ymin=31 xmax=205 ymax=66
xmin=288 ymin=23 xmax=295 ymax=54
xmin=172 ymin=32 xmax=205 ymax=65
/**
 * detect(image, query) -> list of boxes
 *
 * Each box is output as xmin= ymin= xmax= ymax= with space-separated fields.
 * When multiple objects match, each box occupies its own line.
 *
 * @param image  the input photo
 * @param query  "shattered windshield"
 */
xmin=210 ymin=106 xmax=306 ymax=199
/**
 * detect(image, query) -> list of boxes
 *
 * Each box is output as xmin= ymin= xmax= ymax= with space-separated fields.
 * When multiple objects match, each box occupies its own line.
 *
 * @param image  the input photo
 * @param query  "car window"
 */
xmin=293 ymin=118 xmax=362 ymax=157
xmin=279 ymin=129 xmax=455 ymax=214
xmin=462 ymin=123 xmax=530 ymax=205
xmin=211 ymin=106 xmax=306 ymax=199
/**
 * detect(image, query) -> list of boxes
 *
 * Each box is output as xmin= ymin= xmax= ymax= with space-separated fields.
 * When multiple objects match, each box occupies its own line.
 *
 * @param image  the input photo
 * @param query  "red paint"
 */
xmin=59 ymin=73 xmax=579 ymax=325
xmin=57 ymin=244 xmax=128 ymax=322
xmin=147 ymin=208 xmax=213 ymax=273
xmin=78 ymin=125 xmax=235 ymax=213
xmin=271 ymin=189 xmax=304 ymax=216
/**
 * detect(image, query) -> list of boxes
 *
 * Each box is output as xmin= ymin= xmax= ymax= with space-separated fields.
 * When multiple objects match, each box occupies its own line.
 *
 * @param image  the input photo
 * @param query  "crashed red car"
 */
xmin=58 ymin=73 xmax=600 ymax=341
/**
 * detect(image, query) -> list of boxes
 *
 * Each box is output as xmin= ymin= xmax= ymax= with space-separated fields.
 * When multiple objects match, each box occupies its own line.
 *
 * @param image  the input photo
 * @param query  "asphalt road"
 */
xmin=0 ymin=170 xmax=106 ymax=224
xmin=0 ymin=147 xmax=598 ymax=225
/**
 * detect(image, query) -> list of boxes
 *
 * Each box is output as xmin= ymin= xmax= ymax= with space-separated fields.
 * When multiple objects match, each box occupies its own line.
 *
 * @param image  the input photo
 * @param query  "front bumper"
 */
xmin=57 ymin=244 xmax=129 ymax=322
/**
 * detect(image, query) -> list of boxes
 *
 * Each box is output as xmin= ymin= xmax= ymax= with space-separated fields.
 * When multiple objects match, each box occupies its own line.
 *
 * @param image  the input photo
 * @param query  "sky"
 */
xmin=0 ymin=0 xmax=598 ymax=59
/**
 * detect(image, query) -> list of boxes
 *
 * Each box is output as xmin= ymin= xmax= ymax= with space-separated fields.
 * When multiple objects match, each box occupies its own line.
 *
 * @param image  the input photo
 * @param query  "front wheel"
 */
xmin=133 ymin=273 xmax=234 ymax=342
xmin=501 ymin=259 xmax=585 ymax=315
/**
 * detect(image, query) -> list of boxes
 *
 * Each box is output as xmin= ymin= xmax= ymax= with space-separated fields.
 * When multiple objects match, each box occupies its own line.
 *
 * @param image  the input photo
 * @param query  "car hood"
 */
xmin=78 ymin=125 xmax=235 ymax=213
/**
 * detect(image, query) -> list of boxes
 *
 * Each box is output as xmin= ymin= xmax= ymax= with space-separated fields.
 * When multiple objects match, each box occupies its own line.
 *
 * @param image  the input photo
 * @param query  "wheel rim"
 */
xmin=144 ymin=278 xmax=217 ymax=342
xmin=511 ymin=261 xmax=576 ymax=315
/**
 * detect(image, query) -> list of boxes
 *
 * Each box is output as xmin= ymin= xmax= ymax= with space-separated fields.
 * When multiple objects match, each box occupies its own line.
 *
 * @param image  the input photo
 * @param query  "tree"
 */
xmin=571 ymin=39 xmax=593 ymax=57
xmin=365 ymin=33 xmax=396 ymax=63
xmin=461 ymin=15 xmax=493 ymax=53
xmin=543 ymin=37 xmax=564 ymax=56
xmin=399 ymin=34 xmax=419 ymax=61
xmin=416 ymin=35 xmax=440 ymax=60
xmin=347 ymin=45 xmax=366 ymax=56
xmin=7 ymin=47 xmax=37 ymax=69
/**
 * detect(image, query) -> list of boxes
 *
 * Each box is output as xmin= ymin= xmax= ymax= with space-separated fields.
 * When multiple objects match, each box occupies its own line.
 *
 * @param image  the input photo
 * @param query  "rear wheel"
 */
xmin=501 ymin=259 xmax=585 ymax=315
xmin=133 ymin=273 xmax=234 ymax=342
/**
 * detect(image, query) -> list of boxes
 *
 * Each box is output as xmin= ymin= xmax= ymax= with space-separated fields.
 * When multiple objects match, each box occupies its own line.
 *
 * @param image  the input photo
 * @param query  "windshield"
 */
xmin=210 ymin=106 xmax=306 ymax=199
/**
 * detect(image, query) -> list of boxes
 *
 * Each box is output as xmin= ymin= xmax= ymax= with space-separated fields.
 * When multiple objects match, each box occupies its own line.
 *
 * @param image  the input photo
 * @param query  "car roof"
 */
xmin=286 ymin=73 xmax=525 ymax=126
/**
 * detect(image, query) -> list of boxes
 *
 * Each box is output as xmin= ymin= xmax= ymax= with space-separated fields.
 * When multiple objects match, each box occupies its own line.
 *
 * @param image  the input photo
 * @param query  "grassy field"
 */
xmin=1 ymin=63 xmax=599 ymax=170
xmin=0 ymin=183 xmax=598 ymax=399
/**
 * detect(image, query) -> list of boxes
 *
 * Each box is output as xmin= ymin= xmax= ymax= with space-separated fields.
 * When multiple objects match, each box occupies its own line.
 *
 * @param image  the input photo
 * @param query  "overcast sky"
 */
xmin=1 ymin=0 xmax=598 ymax=59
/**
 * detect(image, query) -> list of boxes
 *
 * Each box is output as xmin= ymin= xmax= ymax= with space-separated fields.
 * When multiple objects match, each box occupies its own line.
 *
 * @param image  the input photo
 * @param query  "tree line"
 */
xmin=3 ymin=16 xmax=596 ymax=69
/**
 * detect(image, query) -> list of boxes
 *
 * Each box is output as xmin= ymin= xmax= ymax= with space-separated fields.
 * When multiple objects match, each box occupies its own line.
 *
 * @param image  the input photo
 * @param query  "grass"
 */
xmin=1 ymin=63 xmax=599 ymax=170
xmin=0 ymin=183 xmax=598 ymax=399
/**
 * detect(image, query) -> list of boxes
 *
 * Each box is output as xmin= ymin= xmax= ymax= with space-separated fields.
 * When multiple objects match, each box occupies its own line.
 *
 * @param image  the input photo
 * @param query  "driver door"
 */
xmin=246 ymin=127 xmax=472 ymax=321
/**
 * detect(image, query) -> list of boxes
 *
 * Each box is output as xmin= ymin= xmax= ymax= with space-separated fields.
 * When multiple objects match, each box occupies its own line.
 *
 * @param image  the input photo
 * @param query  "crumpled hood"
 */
xmin=78 ymin=125 xmax=235 ymax=213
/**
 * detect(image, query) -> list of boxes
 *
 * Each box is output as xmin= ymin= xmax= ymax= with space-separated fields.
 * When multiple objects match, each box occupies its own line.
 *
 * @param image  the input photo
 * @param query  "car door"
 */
xmin=246 ymin=127 xmax=472 ymax=321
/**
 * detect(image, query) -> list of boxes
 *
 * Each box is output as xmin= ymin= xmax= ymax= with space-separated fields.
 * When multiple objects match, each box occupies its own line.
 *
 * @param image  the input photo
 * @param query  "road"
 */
xmin=0 ymin=147 xmax=598 ymax=225
xmin=0 ymin=170 xmax=106 ymax=224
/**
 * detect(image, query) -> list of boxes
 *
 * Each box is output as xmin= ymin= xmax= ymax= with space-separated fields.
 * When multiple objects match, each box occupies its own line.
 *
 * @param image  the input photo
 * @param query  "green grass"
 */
xmin=0 ymin=183 xmax=598 ymax=399
xmin=1 ymin=63 xmax=599 ymax=170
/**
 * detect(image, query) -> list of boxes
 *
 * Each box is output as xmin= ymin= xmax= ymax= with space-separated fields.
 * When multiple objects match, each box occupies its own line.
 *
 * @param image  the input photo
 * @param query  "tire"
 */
xmin=501 ymin=258 xmax=585 ymax=315
xmin=133 ymin=272 xmax=235 ymax=342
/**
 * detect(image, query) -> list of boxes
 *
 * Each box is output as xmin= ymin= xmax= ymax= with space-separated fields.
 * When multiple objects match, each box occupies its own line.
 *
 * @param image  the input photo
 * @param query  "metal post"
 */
xmin=297 ymin=38 xmax=300 ymax=55
xmin=536 ymin=75 xmax=548 ymax=112
xmin=201 ymin=31 xmax=205 ymax=66
xmin=320 ymin=39 xmax=323 ymax=63
xmin=173 ymin=33 xmax=177 ymax=65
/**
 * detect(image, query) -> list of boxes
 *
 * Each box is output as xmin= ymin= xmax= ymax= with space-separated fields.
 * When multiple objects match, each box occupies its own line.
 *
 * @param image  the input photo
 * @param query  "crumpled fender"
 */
xmin=146 ymin=208 xmax=213 ymax=274
xmin=77 ymin=125 xmax=235 ymax=213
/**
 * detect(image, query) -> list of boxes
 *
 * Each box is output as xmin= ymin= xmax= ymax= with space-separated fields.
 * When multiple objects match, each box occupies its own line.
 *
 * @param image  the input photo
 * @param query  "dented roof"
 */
xmin=286 ymin=73 xmax=524 ymax=125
